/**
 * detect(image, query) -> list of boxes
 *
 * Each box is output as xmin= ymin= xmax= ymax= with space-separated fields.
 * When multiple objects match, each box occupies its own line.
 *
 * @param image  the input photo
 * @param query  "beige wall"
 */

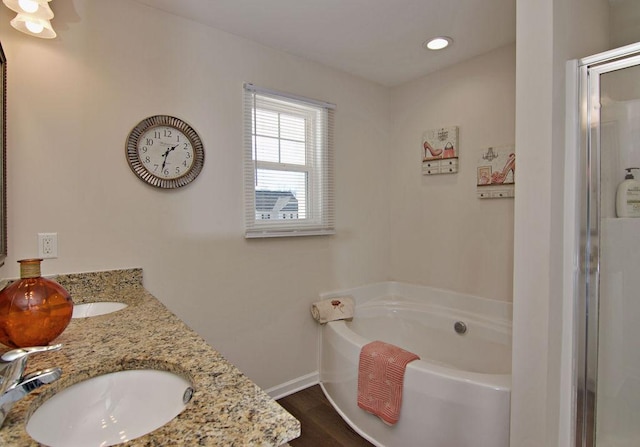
xmin=0 ymin=0 xmax=392 ymax=389
xmin=512 ymin=0 xmax=610 ymax=445
xmin=610 ymin=0 xmax=640 ymax=48
xmin=389 ymin=44 xmax=516 ymax=303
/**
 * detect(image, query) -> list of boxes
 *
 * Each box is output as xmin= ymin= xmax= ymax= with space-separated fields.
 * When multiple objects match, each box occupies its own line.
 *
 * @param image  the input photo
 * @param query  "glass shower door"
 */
xmin=596 ymin=61 xmax=640 ymax=447
xmin=580 ymin=47 xmax=640 ymax=447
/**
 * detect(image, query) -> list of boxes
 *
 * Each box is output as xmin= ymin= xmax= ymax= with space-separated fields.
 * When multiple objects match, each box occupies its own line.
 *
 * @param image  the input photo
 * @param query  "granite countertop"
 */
xmin=0 ymin=268 xmax=300 ymax=446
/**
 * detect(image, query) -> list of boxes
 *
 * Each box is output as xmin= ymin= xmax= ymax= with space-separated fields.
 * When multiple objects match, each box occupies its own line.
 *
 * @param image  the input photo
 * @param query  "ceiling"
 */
xmin=132 ymin=0 xmax=516 ymax=87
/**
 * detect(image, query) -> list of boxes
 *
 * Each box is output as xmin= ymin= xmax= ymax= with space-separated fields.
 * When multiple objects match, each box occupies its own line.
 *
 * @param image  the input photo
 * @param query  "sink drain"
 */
xmin=454 ymin=321 xmax=467 ymax=334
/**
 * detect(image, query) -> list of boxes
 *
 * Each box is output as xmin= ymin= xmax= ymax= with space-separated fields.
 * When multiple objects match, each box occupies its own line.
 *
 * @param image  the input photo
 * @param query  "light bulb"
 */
xmin=424 ymin=37 xmax=453 ymax=51
xmin=10 ymin=13 xmax=56 ymax=38
xmin=18 ymin=0 xmax=38 ymax=13
xmin=25 ymin=19 xmax=44 ymax=33
xmin=3 ymin=0 xmax=54 ymax=19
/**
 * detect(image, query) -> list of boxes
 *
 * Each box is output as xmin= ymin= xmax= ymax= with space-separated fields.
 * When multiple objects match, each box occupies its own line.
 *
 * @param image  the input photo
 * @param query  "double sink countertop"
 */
xmin=0 ymin=268 xmax=300 ymax=446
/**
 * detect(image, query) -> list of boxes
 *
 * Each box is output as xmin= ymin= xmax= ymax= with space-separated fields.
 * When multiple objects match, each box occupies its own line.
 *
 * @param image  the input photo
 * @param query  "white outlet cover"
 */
xmin=38 ymin=233 xmax=58 ymax=259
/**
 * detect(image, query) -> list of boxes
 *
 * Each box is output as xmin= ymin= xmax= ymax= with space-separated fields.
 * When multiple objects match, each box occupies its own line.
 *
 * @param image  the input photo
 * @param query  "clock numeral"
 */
xmin=163 ymin=168 xmax=170 ymax=176
xmin=141 ymin=147 xmax=148 ymax=153
xmin=145 ymin=138 xmax=154 ymax=146
xmin=144 ymin=156 xmax=151 ymax=163
xmin=175 ymin=167 xmax=181 ymax=174
xmin=154 ymin=131 xmax=161 ymax=139
xmin=182 ymin=160 xmax=188 ymax=167
xmin=164 ymin=129 xmax=172 ymax=138
xmin=177 ymin=135 xmax=181 ymax=142
xmin=185 ymin=152 xmax=191 ymax=159
xmin=153 ymin=164 xmax=159 ymax=172
xmin=183 ymin=143 xmax=189 ymax=150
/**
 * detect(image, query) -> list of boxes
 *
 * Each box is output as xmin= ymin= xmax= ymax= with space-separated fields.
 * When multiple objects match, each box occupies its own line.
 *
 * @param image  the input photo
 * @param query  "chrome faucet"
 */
xmin=0 ymin=344 xmax=62 ymax=428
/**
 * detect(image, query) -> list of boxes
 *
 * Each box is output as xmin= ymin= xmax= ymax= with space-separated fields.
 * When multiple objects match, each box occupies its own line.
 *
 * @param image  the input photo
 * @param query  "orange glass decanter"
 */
xmin=0 ymin=258 xmax=73 ymax=348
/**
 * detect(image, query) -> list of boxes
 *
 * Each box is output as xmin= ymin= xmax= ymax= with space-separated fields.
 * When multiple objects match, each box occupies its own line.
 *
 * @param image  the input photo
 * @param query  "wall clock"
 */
xmin=126 ymin=115 xmax=204 ymax=189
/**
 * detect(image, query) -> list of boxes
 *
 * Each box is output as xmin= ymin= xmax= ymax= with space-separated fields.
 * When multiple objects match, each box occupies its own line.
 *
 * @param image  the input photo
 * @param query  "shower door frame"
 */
xmin=573 ymin=41 xmax=640 ymax=447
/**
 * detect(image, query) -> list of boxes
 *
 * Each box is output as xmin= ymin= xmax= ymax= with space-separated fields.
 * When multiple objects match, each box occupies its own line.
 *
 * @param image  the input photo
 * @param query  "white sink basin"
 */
xmin=27 ymin=369 xmax=193 ymax=447
xmin=72 ymin=302 xmax=127 ymax=318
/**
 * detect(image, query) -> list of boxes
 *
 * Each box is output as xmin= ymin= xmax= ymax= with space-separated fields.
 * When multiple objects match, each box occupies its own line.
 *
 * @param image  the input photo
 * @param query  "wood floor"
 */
xmin=277 ymin=385 xmax=375 ymax=447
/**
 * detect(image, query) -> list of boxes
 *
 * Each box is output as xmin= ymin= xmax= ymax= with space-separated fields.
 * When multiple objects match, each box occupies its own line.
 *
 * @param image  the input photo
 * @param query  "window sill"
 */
xmin=245 ymin=229 xmax=335 ymax=239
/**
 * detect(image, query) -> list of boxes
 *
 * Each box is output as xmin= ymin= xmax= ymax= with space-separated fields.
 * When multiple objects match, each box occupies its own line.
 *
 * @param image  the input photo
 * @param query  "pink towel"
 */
xmin=357 ymin=340 xmax=420 ymax=425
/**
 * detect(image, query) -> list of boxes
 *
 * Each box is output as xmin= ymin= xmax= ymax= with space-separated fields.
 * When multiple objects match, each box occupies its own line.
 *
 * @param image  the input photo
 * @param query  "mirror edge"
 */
xmin=0 ymin=41 xmax=6 ymax=267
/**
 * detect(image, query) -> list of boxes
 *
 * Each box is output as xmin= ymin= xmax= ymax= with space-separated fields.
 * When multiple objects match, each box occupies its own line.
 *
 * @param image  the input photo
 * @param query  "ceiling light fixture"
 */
xmin=3 ymin=0 xmax=56 ymax=39
xmin=424 ymin=36 xmax=453 ymax=51
xmin=4 ymin=0 xmax=52 ymax=18
xmin=10 ymin=13 xmax=56 ymax=38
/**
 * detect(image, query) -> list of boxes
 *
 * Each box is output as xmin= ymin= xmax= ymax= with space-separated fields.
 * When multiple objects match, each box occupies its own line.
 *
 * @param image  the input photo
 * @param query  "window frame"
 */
xmin=243 ymin=84 xmax=335 ymax=238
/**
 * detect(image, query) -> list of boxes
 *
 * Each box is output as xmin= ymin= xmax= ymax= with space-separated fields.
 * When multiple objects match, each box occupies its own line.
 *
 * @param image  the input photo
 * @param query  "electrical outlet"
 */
xmin=38 ymin=233 xmax=58 ymax=259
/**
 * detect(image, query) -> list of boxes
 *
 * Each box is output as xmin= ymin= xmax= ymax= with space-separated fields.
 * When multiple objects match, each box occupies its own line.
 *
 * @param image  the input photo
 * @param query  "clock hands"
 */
xmin=160 ymin=144 xmax=179 ymax=171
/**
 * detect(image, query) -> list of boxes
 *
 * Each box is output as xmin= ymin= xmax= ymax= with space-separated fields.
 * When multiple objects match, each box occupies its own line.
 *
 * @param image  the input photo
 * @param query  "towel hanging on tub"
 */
xmin=310 ymin=296 xmax=354 ymax=323
xmin=357 ymin=340 xmax=420 ymax=425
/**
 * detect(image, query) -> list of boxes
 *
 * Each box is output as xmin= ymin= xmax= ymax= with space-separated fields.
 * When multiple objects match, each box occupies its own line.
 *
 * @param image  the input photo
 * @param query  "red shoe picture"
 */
xmin=491 ymin=153 xmax=515 ymax=184
xmin=423 ymin=141 xmax=443 ymax=159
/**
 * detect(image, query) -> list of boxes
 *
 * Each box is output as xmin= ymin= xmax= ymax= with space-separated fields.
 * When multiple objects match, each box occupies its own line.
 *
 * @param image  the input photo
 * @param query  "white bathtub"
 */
xmin=319 ymin=282 xmax=512 ymax=447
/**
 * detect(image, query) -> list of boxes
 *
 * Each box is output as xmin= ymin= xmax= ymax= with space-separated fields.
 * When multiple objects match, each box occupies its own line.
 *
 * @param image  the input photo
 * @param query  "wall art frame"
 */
xmin=476 ymin=145 xmax=516 ymax=199
xmin=421 ymin=126 xmax=459 ymax=175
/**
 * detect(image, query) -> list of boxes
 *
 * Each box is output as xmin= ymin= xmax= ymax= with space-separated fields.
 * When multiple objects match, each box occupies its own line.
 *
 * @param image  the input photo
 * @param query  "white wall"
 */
xmin=0 ymin=0 xmax=392 ymax=389
xmin=389 ymin=44 xmax=516 ymax=302
xmin=512 ymin=0 xmax=609 ymax=445
xmin=610 ymin=0 xmax=640 ymax=48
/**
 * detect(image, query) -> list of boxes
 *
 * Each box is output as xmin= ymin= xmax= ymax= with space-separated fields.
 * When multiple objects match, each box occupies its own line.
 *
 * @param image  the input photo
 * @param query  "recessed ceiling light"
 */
xmin=423 ymin=36 xmax=453 ymax=51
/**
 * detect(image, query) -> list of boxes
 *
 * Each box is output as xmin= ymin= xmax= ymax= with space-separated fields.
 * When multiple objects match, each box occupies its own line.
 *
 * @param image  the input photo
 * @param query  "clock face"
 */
xmin=138 ymin=125 xmax=194 ymax=180
xmin=126 ymin=116 xmax=204 ymax=189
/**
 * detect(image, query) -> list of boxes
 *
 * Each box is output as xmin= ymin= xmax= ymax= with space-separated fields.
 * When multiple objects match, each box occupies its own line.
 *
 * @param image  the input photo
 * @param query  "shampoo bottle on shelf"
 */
xmin=616 ymin=167 xmax=640 ymax=218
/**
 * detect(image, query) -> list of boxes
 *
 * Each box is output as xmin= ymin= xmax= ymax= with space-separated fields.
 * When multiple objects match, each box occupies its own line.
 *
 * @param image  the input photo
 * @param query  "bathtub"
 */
xmin=319 ymin=282 xmax=512 ymax=447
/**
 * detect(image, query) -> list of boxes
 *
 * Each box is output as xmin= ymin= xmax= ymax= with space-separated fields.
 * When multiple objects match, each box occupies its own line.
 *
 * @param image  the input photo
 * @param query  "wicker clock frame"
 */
xmin=126 ymin=115 xmax=204 ymax=189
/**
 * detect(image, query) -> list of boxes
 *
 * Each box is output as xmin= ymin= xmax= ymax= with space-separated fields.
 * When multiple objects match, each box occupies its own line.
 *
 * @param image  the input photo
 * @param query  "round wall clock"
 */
xmin=125 ymin=115 xmax=204 ymax=189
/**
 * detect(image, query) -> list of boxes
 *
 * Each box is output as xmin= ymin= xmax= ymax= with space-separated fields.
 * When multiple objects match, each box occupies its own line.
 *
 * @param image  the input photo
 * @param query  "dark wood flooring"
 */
xmin=277 ymin=385 xmax=375 ymax=447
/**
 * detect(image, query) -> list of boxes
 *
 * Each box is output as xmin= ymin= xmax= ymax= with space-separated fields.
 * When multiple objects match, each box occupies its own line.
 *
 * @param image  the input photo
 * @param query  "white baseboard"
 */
xmin=265 ymin=371 xmax=319 ymax=400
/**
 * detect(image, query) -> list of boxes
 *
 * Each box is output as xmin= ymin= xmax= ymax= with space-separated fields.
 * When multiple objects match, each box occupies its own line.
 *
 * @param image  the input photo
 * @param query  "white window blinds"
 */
xmin=243 ymin=83 xmax=335 ymax=238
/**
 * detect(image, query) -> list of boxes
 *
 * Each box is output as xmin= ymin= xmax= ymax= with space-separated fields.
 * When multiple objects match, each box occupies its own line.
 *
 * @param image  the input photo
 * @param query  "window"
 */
xmin=243 ymin=84 xmax=335 ymax=238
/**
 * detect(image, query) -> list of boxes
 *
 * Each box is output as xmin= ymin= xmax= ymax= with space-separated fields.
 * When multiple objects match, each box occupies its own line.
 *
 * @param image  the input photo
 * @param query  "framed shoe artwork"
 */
xmin=476 ymin=145 xmax=516 ymax=198
xmin=421 ymin=126 xmax=459 ymax=175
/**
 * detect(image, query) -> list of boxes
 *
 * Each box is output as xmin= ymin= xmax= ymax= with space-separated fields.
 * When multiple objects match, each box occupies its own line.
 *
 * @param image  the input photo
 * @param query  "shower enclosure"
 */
xmin=572 ymin=42 xmax=640 ymax=447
